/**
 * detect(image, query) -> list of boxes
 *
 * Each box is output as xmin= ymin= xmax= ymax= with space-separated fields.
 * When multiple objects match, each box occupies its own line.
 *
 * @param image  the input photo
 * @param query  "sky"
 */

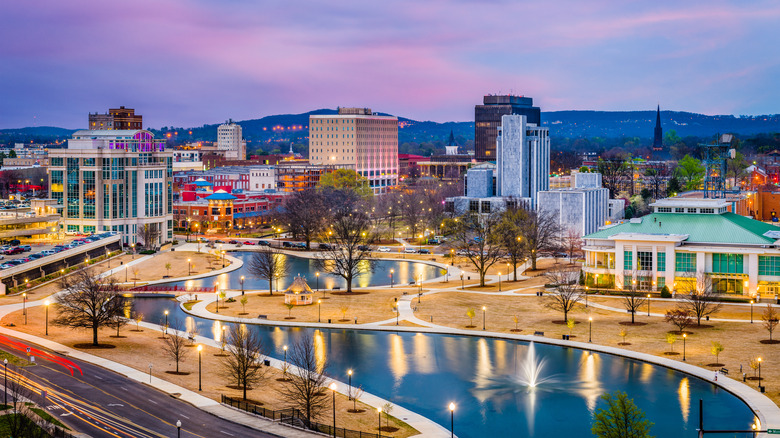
xmin=2 ymin=0 xmax=780 ymax=129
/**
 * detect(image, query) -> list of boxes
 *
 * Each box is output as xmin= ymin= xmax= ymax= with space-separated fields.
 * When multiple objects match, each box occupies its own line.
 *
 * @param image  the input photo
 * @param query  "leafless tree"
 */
xmin=563 ymin=228 xmax=583 ymax=263
xmin=376 ymin=190 xmax=403 ymax=240
xmin=545 ymin=267 xmax=583 ymax=322
xmin=494 ymin=204 xmax=527 ymax=281
xmin=398 ymin=189 xmax=427 ymax=238
xmin=277 ymin=335 xmax=329 ymax=424
xmin=161 ymin=319 xmax=190 ymax=374
xmin=283 ymin=190 xmax=327 ymax=249
xmin=4 ymin=368 xmax=48 ymax=438
xmin=622 ymin=272 xmax=649 ymax=324
xmin=314 ymin=209 xmax=375 ymax=293
xmin=137 ymin=223 xmax=162 ymax=249
xmin=247 ymin=247 xmax=289 ymax=295
xmin=452 ymin=212 xmax=503 ymax=286
xmin=521 ymin=209 xmax=563 ymax=270
xmin=597 ymin=158 xmax=629 ymax=198
xmin=665 ymin=309 xmax=693 ymax=334
xmin=53 ymin=268 xmax=127 ymax=346
xmin=221 ymin=323 xmax=268 ymax=400
xmin=763 ymin=304 xmax=780 ymax=342
xmin=677 ymin=274 xmax=722 ymax=326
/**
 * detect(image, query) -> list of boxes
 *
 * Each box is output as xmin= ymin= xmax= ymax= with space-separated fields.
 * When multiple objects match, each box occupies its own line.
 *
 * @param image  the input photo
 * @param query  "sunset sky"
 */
xmin=2 ymin=0 xmax=779 ymax=128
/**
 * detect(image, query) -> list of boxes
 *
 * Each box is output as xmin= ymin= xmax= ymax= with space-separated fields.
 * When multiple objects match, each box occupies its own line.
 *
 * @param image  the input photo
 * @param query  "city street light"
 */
xmin=316 ymin=272 xmax=320 ymax=291
xmin=176 ymin=420 xmax=181 ymax=438
xmin=683 ymin=333 xmax=687 ymax=361
xmin=647 ymin=294 xmax=651 ymax=316
xmin=585 ymin=286 xmax=589 ymax=307
xmin=449 ymin=402 xmax=455 ymax=438
xmin=240 ymin=276 xmax=245 ymax=295
xmin=347 ymin=369 xmax=353 ymax=400
xmin=197 ymin=345 xmax=203 ymax=391
xmin=329 ymin=382 xmax=338 ymax=438
xmin=22 ymin=293 xmax=26 ymax=325
xmin=3 ymin=359 xmax=7 ymax=406
xmin=450 ymin=249 xmax=454 ymax=266
xmin=588 ymin=317 xmax=593 ymax=343
xmin=215 ymin=282 xmax=220 ymax=313
xmin=751 ymin=300 xmax=754 ymax=323
xmin=131 ymin=243 xmax=135 ymax=259
xmin=187 ymin=258 xmax=191 ymax=276
xmin=318 ymin=299 xmax=322 ymax=322
xmin=283 ymin=345 xmax=288 ymax=373
xmin=164 ymin=310 xmax=169 ymax=328
xmin=44 ymin=300 xmax=50 ymax=336
xmin=390 ymin=269 xmax=394 ymax=288
xmin=395 ymin=303 xmax=399 ymax=326
xmin=498 ymin=272 xmax=501 ymax=291
xmin=377 ymin=406 xmax=382 ymax=438
xmin=460 ymin=273 xmax=464 ymax=290
xmin=759 ymin=357 xmax=763 ymax=391
xmin=482 ymin=306 xmax=486 ymax=330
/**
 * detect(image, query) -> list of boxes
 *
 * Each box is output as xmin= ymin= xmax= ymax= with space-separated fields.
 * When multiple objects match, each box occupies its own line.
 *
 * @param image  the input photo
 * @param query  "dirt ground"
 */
xmin=414 ymin=291 xmax=780 ymax=406
xmin=1 ymin=306 xmax=418 ymax=437
xmin=106 ymin=251 xmax=228 ymax=283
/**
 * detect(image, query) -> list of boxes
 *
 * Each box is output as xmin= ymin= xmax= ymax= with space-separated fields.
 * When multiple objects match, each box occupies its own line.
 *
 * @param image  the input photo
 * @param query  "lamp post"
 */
xmin=329 ymin=382 xmax=337 ymax=438
xmin=215 ymin=282 xmax=220 ymax=313
xmin=395 ymin=303 xmax=399 ymax=326
xmin=3 ymin=359 xmax=7 ymax=406
xmin=377 ymin=406 xmax=382 ymax=438
xmin=187 ymin=258 xmax=192 ymax=276
xmin=149 ymin=363 xmax=153 ymax=383
xmin=22 ymin=293 xmax=26 ymax=325
xmin=347 ymin=369 xmax=353 ymax=400
xmin=585 ymin=286 xmax=589 ymax=307
xmin=498 ymin=272 xmax=501 ymax=291
xmin=176 ymin=420 xmax=181 ymax=438
xmin=751 ymin=300 xmax=754 ymax=323
xmin=450 ymin=249 xmax=454 ymax=266
xmin=588 ymin=317 xmax=593 ymax=343
xmin=482 ymin=306 xmax=486 ymax=330
xmin=683 ymin=333 xmax=687 ymax=361
xmin=240 ymin=276 xmax=245 ymax=295
xmin=758 ymin=357 xmax=763 ymax=390
xmin=449 ymin=402 xmax=455 ymax=438
xmin=460 ymin=273 xmax=464 ymax=290
xmin=221 ymin=250 xmax=225 ymax=268
xmin=131 ymin=243 xmax=135 ymax=259
xmin=390 ymin=269 xmax=394 ymax=288
xmin=283 ymin=345 xmax=288 ymax=372
xmin=316 ymin=272 xmax=320 ymax=291
xmin=318 ymin=299 xmax=322 ymax=322
xmin=44 ymin=300 xmax=50 ymax=336
xmin=197 ymin=345 xmax=203 ymax=391
xmin=164 ymin=310 xmax=169 ymax=328
xmin=647 ymin=294 xmax=651 ymax=316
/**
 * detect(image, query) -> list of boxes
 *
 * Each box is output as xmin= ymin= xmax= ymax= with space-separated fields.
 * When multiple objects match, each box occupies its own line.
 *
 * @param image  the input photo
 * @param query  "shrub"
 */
xmin=660 ymin=285 xmax=671 ymax=298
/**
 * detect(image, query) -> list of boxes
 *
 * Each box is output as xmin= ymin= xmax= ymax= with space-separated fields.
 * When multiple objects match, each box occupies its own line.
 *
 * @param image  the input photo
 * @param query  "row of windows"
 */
xmin=712 ymin=253 xmax=744 ymax=274
xmin=759 ymin=256 xmax=780 ymax=276
xmin=675 ymin=253 xmax=696 ymax=273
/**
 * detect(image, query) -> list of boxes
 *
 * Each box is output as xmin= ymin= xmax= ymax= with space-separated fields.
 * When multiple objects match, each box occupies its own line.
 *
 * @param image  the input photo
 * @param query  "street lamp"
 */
xmin=318 ymin=299 xmax=322 ymax=322
xmin=390 ymin=269 xmax=394 ymax=288
xmin=221 ymin=250 xmax=226 ymax=268
xmin=395 ymin=303 xmax=399 ymax=326
xmin=347 ymin=369 xmax=353 ymax=400
xmin=482 ymin=306 xmax=486 ymax=330
xmin=2 ymin=359 xmax=6 ymax=406
xmin=197 ymin=345 xmax=203 ymax=391
xmin=316 ymin=272 xmax=320 ymax=291
xmin=450 ymin=249 xmax=454 ymax=266
xmin=460 ymin=273 xmax=464 ymax=290
xmin=240 ymin=276 xmax=245 ymax=295
xmin=585 ymin=286 xmax=589 ymax=307
xmin=164 ymin=310 xmax=169 ymax=328
xmin=758 ymin=357 xmax=763 ymax=390
xmin=683 ymin=333 xmax=687 ymax=361
xmin=377 ymin=406 xmax=382 ymax=438
xmin=751 ymin=300 xmax=754 ymax=323
xmin=588 ymin=317 xmax=593 ymax=343
xmin=647 ymin=294 xmax=651 ymax=316
xmin=131 ymin=243 xmax=135 ymax=259
xmin=22 ymin=293 xmax=26 ymax=325
xmin=215 ymin=282 xmax=220 ymax=313
xmin=44 ymin=300 xmax=50 ymax=336
xmin=187 ymin=258 xmax=191 ymax=276
xmin=449 ymin=402 xmax=455 ymax=438
xmin=176 ymin=420 xmax=181 ymax=438
xmin=283 ymin=345 xmax=288 ymax=373
xmin=498 ymin=272 xmax=501 ymax=291
xmin=329 ymin=382 xmax=338 ymax=438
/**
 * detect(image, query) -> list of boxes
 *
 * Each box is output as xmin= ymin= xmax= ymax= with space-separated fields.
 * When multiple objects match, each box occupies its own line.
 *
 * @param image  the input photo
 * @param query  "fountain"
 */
xmin=516 ymin=342 xmax=547 ymax=388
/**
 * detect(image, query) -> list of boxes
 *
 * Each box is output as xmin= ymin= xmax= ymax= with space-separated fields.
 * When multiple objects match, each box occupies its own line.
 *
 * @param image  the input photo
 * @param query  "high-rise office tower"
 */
xmin=50 ymin=129 xmax=173 ymax=246
xmin=475 ymin=95 xmax=540 ymax=161
xmin=88 ymin=106 xmax=143 ymax=130
xmin=496 ymin=115 xmax=549 ymax=207
xmin=218 ymin=120 xmax=247 ymax=160
xmin=308 ymin=107 xmax=398 ymax=194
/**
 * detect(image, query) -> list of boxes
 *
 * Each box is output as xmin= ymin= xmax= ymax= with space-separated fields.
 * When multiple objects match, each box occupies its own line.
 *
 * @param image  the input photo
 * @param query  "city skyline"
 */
xmin=2 ymin=0 xmax=780 ymax=128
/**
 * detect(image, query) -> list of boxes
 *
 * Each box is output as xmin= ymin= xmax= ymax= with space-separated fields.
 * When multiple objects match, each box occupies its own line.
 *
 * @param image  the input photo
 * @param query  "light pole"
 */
xmin=498 ymin=272 xmax=501 ymax=291
xmin=683 ymin=333 xmax=687 ymax=361
xmin=758 ymin=357 xmax=763 ymax=391
xmin=395 ymin=303 xmax=399 ymax=326
xmin=131 ymin=243 xmax=135 ymax=259
xmin=585 ymin=286 xmax=589 ymax=307
xmin=240 ymin=276 xmax=245 ymax=295
xmin=450 ymin=249 xmax=454 ymax=266
xmin=176 ymin=420 xmax=181 ymax=438
xmin=316 ymin=272 xmax=320 ymax=291
xmin=221 ymin=250 xmax=225 ymax=268
xmin=215 ymin=283 xmax=220 ymax=313
xmin=283 ymin=345 xmax=288 ymax=372
xmin=22 ymin=293 xmax=26 ymax=325
xmin=588 ymin=317 xmax=593 ymax=343
xmin=647 ymin=294 xmax=651 ymax=316
xmin=197 ymin=345 xmax=203 ymax=391
xmin=347 ymin=369 xmax=353 ymax=400
xmin=377 ymin=406 xmax=382 ymax=438
xmin=329 ymin=382 xmax=337 ymax=438
xmin=44 ymin=300 xmax=50 ymax=336
xmin=390 ymin=269 xmax=394 ymax=288
xmin=164 ymin=310 xmax=169 ymax=328
xmin=460 ymin=273 xmax=464 ymax=290
xmin=449 ymin=402 xmax=455 ymax=438
xmin=482 ymin=306 xmax=486 ymax=330
xmin=318 ymin=299 xmax=322 ymax=322
xmin=187 ymin=258 xmax=192 ymax=276
xmin=3 ymin=359 xmax=7 ymax=406
xmin=751 ymin=300 xmax=754 ymax=323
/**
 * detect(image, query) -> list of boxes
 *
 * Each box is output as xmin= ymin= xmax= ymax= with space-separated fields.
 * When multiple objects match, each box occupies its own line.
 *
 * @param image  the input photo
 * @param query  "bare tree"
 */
xmin=677 ymin=274 xmax=722 ymax=326
xmin=622 ymin=273 xmax=649 ymax=324
xmin=562 ymin=228 xmax=583 ymax=263
xmin=277 ymin=335 xmax=329 ymax=425
xmin=4 ymin=369 xmax=48 ymax=438
xmin=665 ymin=309 xmax=693 ymax=334
xmin=283 ymin=189 xmax=327 ymax=249
xmin=53 ymin=268 xmax=127 ymax=346
xmin=494 ymin=204 xmax=527 ymax=281
xmin=763 ymin=304 xmax=779 ymax=342
xmin=247 ymin=247 xmax=289 ymax=295
xmin=221 ymin=323 xmax=267 ymax=400
xmin=314 ymin=208 xmax=375 ymax=293
xmin=137 ymin=223 xmax=161 ymax=249
xmin=398 ymin=189 xmax=427 ymax=238
xmin=452 ymin=212 xmax=503 ymax=286
xmin=521 ymin=209 xmax=563 ymax=270
xmin=162 ymin=319 xmax=190 ymax=374
xmin=545 ymin=267 xmax=582 ymax=322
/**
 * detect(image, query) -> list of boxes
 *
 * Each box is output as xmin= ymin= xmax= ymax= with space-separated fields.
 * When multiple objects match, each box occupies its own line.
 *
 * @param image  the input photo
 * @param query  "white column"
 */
xmin=652 ymin=248 xmax=658 ymax=290
xmin=696 ymin=252 xmax=706 ymax=276
xmin=615 ymin=242 xmax=625 ymax=290
xmin=748 ymin=253 xmax=759 ymax=297
xmin=665 ymin=245 xmax=676 ymax=291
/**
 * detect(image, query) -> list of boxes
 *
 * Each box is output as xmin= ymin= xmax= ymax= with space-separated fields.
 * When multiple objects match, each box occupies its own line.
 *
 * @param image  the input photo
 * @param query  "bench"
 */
xmin=720 ymin=368 xmax=729 ymax=375
xmin=534 ymin=331 xmax=544 ymax=336
xmin=332 ymin=286 xmax=341 ymax=291
xmin=257 ymin=314 xmax=268 ymax=320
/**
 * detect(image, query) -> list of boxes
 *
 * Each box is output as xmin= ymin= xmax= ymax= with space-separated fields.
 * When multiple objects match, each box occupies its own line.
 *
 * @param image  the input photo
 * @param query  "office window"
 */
xmin=712 ymin=253 xmax=743 ymax=274
xmin=675 ymin=253 xmax=696 ymax=273
xmin=637 ymin=251 xmax=653 ymax=271
xmin=623 ymin=251 xmax=632 ymax=271
xmin=657 ymin=252 xmax=666 ymax=272
xmin=759 ymin=256 xmax=780 ymax=276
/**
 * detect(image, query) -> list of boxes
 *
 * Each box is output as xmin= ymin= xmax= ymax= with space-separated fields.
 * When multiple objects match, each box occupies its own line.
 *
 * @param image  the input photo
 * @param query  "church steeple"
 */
xmin=652 ymin=105 xmax=663 ymax=151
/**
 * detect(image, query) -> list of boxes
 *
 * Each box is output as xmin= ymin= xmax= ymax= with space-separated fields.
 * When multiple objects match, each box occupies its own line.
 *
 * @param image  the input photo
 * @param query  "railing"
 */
xmin=222 ymin=395 xmax=384 ymax=438
xmin=129 ymin=285 xmax=216 ymax=293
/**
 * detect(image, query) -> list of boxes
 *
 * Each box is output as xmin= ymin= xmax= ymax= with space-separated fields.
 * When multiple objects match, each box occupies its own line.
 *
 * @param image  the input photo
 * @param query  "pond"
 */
xmin=133 ymin=298 xmax=756 ymax=438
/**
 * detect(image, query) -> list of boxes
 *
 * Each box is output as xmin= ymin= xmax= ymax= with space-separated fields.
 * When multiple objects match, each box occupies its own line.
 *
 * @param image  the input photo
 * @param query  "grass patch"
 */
xmin=183 ymin=300 xmax=201 ymax=311
xmin=0 ymin=351 xmax=35 ymax=368
xmin=30 ymin=407 xmax=69 ymax=429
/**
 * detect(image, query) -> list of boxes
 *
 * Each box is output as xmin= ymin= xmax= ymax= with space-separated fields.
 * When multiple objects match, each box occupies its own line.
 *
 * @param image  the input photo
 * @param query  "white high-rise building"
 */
xmin=218 ymin=120 xmax=246 ymax=160
xmin=496 ymin=114 xmax=549 ymax=208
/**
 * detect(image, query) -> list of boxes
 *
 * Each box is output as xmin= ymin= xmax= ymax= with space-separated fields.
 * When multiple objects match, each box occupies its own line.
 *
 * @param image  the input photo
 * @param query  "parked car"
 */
xmin=358 ymin=245 xmax=370 ymax=251
xmin=257 ymin=240 xmax=271 ymax=246
xmin=8 ymin=239 xmax=20 ymax=246
xmin=215 ymin=239 xmax=225 ymax=244
xmin=282 ymin=241 xmax=293 ymax=248
xmin=19 ymin=245 xmax=31 ymax=252
xmin=318 ymin=243 xmax=333 ymax=250
xmin=294 ymin=242 xmax=307 ymax=249
xmin=242 ymin=241 xmax=256 ymax=246
xmin=228 ymin=240 xmax=239 ymax=244
xmin=0 ymin=246 xmax=10 ymax=252
xmin=4 ymin=247 xmax=23 ymax=255
xmin=403 ymin=248 xmax=417 ymax=254
xmin=377 ymin=246 xmax=391 ymax=252
xmin=419 ymin=248 xmax=431 ymax=254
xmin=428 ymin=238 xmax=440 ymax=245
xmin=28 ymin=253 xmax=44 ymax=259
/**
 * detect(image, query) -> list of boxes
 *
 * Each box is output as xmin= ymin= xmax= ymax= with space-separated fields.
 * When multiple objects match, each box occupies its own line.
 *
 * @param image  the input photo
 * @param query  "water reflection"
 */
xmin=578 ymin=351 xmax=602 ymax=412
xmin=412 ymin=333 xmax=435 ymax=375
xmin=313 ymin=330 xmax=327 ymax=373
xmin=679 ymin=377 xmax=690 ymax=424
xmin=389 ymin=334 xmax=408 ymax=387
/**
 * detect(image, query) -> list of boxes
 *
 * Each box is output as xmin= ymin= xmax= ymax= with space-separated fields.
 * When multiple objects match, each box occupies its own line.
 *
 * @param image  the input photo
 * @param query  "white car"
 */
xmin=403 ymin=248 xmax=417 ymax=254
xmin=377 ymin=247 xmax=391 ymax=252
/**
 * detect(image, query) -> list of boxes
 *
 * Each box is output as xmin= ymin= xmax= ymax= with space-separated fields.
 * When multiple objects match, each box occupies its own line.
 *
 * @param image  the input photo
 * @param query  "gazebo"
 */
xmin=284 ymin=275 xmax=314 ymax=305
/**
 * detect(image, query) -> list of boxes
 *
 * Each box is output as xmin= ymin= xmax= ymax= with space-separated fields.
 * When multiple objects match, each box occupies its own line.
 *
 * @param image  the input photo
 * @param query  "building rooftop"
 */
xmin=585 ymin=212 xmax=780 ymax=245
xmin=72 ymin=129 xmax=148 ymax=138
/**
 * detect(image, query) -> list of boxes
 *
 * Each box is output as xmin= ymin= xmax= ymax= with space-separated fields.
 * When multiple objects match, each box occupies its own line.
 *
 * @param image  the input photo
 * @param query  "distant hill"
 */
xmin=4 ymin=109 xmax=780 ymax=146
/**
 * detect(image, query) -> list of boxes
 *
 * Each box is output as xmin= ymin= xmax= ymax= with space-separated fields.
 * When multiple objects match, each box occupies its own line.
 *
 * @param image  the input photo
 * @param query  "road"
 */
xmin=0 ymin=334 xmax=279 ymax=438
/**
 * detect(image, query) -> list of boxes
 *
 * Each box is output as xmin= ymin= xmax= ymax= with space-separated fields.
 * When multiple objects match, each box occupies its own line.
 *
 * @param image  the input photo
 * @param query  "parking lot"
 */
xmin=0 ymin=233 xmax=118 ymax=270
